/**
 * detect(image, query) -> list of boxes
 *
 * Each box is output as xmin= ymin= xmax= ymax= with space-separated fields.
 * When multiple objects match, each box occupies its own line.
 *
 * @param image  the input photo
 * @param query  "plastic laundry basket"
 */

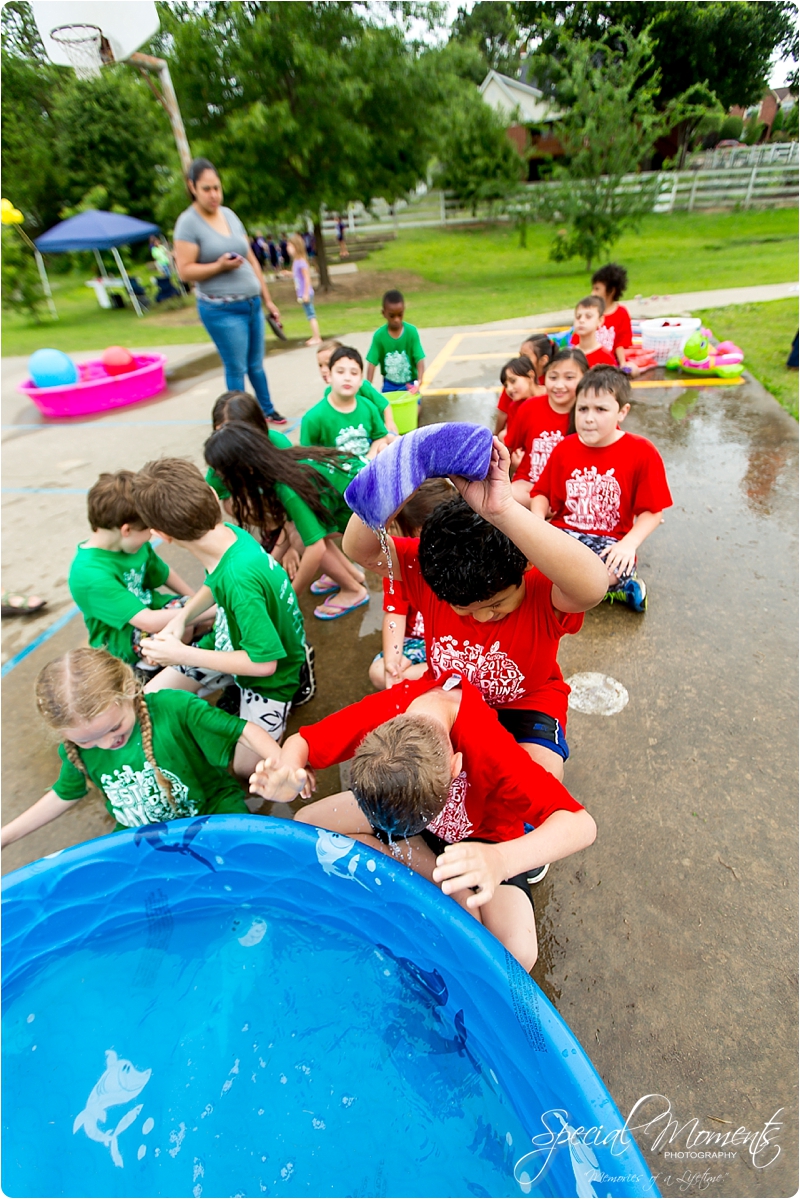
xmin=640 ymin=318 xmax=701 ymax=365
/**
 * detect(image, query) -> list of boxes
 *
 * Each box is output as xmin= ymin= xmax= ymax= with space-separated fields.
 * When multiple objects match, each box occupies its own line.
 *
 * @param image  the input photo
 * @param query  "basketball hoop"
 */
xmin=50 ymin=24 xmax=112 ymax=79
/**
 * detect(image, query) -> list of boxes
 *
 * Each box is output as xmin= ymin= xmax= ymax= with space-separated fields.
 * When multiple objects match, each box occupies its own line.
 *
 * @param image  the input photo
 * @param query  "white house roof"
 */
xmin=479 ymin=70 xmax=562 ymax=123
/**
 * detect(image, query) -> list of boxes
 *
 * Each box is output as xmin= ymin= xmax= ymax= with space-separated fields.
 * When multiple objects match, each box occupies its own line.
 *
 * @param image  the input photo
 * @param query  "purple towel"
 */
xmin=344 ymin=422 xmax=493 ymax=528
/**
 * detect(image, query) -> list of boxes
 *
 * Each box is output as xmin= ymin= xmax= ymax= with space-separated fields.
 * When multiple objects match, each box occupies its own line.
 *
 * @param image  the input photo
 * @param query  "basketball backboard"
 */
xmin=31 ymin=1 xmax=160 ymax=68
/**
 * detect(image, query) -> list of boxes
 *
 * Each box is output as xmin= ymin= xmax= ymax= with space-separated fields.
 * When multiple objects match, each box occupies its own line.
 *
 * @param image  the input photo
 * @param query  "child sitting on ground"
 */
xmin=572 ymin=263 xmax=637 ymax=375
xmin=301 ymin=346 xmax=390 ymax=460
xmin=286 ymin=233 xmax=322 ymax=346
xmin=495 ymin=336 xmax=555 ymax=439
xmin=205 ymin=421 xmax=369 ymax=620
xmin=248 ymin=672 xmax=597 ymax=970
xmin=343 ymin=438 xmax=608 ymax=786
xmin=131 ymin=459 xmax=306 ymax=740
xmin=68 ymin=470 xmax=204 ymax=670
xmin=506 ymin=348 xmax=589 ymax=504
xmin=571 ymin=296 xmax=617 ymax=368
xmin=530 ymin=365 xmax=672 ymax=612
xmin=368 ymin=479 xmax=454 ymax=691
xmin=365 ymin=289 xmax=426 ymax=394
xmin=317 ymin=340 xmax=399 ymax=435
xmin=495 ymin=355 xmax=543 ymax=448
xmin=0 ymin=647 xmax=283 ymax=846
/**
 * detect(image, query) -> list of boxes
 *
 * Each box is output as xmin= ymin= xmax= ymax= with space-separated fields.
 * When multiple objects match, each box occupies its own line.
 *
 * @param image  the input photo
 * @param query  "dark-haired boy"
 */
xmin=301 ymin=346 xmax=390 ymax=460
xmin=590 ymin=263 xmax=636 ymax=373
xmin=248 ymin=672 xmax=597 ymax=970
xmin=132 ymin=459 xmax=306 ymax=742
xmin=342 ymin=438 xmax=609 ymax=783
xmin=365 ymin=290 xmax=426 ymax=393
xmin=531 ymin=365 xmax=672 ymax=613
xmin=572 ymin=296 xmax=617 ymax=368
xmin=68 ymin=470 xmax=199 ymax=667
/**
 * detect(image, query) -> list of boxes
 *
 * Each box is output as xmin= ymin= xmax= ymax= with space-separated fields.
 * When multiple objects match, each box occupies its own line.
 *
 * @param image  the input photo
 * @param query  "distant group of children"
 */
xmin=2 ymin=269 xmax=672 ymax=972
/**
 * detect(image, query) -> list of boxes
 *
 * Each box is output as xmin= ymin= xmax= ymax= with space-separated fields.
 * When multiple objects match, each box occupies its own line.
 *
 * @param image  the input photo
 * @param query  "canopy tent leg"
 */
xmin=34 ymin=250 xmax=58 ymax=320
xmin=93 ymin=249 xmax=109 ymax=278
xmin=111 ymin=246 xmax=144 ymax=317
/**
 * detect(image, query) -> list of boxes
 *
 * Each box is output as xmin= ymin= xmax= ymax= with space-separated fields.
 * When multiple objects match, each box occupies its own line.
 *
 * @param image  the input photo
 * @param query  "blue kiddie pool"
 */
xmin=2 ymin=817 xmax=659 ymax=1198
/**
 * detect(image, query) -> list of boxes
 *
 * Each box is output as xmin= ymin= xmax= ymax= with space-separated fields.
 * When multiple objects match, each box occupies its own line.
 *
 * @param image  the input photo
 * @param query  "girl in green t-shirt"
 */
xmin=204 ymin=421 xmax=369 ymax=616
xmin=0 ymin=648 xmax=286 ymax=847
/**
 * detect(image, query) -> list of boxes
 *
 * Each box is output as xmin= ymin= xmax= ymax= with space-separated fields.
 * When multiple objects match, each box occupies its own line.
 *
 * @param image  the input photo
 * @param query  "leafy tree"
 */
xmin=742 ymin=116 xmax=766 ymax=145
xmin=523 ymin=26 xmax=668 ymax=270
xmin=718 ymin=114 xmax=744 ymax=141
xmin=435 ymin=87 xmax=526 ymax=214
xmin=451 ymin=1 xmax=522 ymax=76
xmin=159 ymin=2 xmax=443 ymax=288
xmin=0 ymin=50 xmax=61 ymax=232
xmin=1 ymin=226 xmax=45 ymax=320
xmin=785 ymin=102 xmax=799 ymax=138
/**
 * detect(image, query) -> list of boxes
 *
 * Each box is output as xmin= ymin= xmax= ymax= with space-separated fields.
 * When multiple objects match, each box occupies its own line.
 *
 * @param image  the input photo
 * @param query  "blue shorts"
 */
xmin=301 ymin=300 xmax=316 ymax=320
xmin=496 ymin=709 xmax=570 ymax=761
xmin=372 ymin=636 xmax=427 ymax=665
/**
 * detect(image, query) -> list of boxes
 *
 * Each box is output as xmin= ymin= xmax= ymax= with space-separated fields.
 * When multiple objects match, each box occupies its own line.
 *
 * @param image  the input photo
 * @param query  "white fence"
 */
xmin=689 ymin=142 xmax=798 ymax=170
xmin=321 ymin=164 xmax=798 ymax=235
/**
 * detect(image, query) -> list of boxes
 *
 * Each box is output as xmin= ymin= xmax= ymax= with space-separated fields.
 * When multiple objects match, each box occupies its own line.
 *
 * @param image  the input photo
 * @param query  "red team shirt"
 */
xmin=506 ymin=395 xmax=572 ymax=485
xmin=300 ymin=674 xmax=583 ymax=844
xmin=571 ymin=305 xmax=633 ymax=357
xmin=392 ymin=537 xmax=583 ymax=725
xmin=532 ymin=431 xmax=673 ymax=540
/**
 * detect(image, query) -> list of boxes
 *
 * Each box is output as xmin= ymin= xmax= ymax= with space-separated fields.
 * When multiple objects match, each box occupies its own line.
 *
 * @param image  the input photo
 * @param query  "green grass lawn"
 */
xmin=3 ymin=207 xmax=797 ymax=358
xmin=698 ymin=297 xmax=799 ymax=419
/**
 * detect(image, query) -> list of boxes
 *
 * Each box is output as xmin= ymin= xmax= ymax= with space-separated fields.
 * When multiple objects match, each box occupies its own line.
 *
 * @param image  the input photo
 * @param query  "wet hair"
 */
xmin=36 ymin=648 xmax=174 ymax=807
xmin=576 ymin=294 xmax=605 ymax=317
xmin=350 ymin=714 xmax=452 ymax=838
xmin=500 ymin=354 xmax=535 ymax=386
xmin=87 ymin=470 xmax=147 ymax=532
xmin=391 ymin=478 xmax=455 ymax=538
xmin=592 ymin=263 xmax=628 ymax=301
xmin=418 ymin=497 xmax=527 ymax=606
xmin=187 ymin=157 xmax=218 ymax=196
xmin=204 ymin=422 xmax=345 ymax=534
xmin=329 ymin=345 xmax=363 ymax=372
xmin=288 ymin=233 xmax=308 ymax=260
xmin=382 ymin=289 xmax=404 ymax=309
xmin=133 ymin=459 xmax=221 ymax=541
xmin=575 ymin=364 xmax=632 ymax=407
xmin=520 ymin=335 xmax=558 ymax=370
xmin=317 ymin=338 xmax=342 ymax=358
xmin=544 ymin=347 xmax=590 ymax=433
xmin=211 ymin=390 xmax=267 ymax=432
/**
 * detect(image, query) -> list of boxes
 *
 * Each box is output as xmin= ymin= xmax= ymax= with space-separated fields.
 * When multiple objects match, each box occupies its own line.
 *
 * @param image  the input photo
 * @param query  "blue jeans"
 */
xmin=197 ymin=295 xmax=274 ymax=416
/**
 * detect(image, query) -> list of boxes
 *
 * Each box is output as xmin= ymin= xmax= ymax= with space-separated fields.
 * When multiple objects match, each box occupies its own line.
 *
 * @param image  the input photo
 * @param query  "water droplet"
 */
xmin=26 ymin=1014 xmax=35 ymax=1024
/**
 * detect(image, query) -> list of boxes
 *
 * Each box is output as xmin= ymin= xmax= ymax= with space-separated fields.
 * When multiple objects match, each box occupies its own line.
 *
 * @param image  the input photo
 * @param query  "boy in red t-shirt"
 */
xmin=248 ymin=672 xmax=597 ymax=970
xmin=531 ymin=365 xmax=673 ymax=612
xmin=342 ymin=439 xmax=609 ymax=784
xmin=572 ymin=296 xmax=617 ymax=368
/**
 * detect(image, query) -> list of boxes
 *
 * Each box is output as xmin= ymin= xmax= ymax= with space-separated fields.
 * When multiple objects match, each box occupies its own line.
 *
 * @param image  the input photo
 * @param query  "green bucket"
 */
xmin=387 ymin=390 xmax=419 ymax=435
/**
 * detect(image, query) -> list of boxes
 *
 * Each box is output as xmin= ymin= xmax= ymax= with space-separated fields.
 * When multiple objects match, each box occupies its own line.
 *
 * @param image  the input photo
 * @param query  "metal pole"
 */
xmin=34 ymin=249 xmax=58 ymax=320
xmin=110 ymin=245 xmax=143 ymax=317
xmin=93 ymin=248 xmax=109 ymax=278
xmin=130 ymin=52 xmax=192 ymax=176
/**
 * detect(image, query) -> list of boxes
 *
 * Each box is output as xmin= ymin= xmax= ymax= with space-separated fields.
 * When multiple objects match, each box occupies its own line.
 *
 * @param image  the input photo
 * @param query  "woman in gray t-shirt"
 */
xmin=173 ymin=158 xmax=286 ymax=423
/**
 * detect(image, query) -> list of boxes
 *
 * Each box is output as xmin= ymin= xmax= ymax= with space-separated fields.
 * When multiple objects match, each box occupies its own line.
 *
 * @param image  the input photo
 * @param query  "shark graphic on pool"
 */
xmin=73 ymin=1049 xmax=151 ymax=1168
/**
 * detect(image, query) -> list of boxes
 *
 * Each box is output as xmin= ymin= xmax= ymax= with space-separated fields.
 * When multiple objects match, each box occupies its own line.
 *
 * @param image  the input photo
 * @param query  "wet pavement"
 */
xmin=2 ymin=319 xmax=797 ymax=1198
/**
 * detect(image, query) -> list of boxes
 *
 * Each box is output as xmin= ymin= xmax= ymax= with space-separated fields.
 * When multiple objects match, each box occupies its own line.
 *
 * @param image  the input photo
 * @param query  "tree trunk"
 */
xmin=314 ymin=216 xmax=330 ymax=292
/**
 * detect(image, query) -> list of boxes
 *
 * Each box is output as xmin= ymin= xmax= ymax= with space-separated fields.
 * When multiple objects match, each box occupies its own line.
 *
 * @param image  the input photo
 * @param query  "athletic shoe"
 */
xmin=526 ymin=863 xmax=549 ymax=884
xmin=216 ymin=684 xmax=241 ymax=715
xmin=267 ymin=410 xmax=288 ymax=426
xmin=292 ymin=644 xmax=317 ymax=707
xmin=622 ymin=577 xmax=647 ymax=612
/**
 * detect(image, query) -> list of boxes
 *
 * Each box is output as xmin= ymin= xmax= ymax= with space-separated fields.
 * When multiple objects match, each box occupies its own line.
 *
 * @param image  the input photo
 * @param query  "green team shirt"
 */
xmin=323 ymin=378 xmax=389 ymax=416
xmin=366 ymin=322 xmax=425 ymax=386
xmin=206 ymin=427 xmax=292 ymax=501
xmin=202 ymin=524 xmax=305 ymax=700
xmin=300 ymin=394 xmax=387 ymax=458
xmin=52 ymin=689 xmax=248 ymax=827
xmin=68 ymin=541 xmax=176 ymax=665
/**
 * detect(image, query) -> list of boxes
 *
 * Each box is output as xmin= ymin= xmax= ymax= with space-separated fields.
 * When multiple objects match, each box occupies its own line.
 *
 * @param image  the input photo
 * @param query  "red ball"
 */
xmin=102 ymin=346 xmax=136 ymax=376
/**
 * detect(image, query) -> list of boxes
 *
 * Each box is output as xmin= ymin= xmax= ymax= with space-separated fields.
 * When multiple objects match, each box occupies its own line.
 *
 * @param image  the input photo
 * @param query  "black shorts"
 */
xmin=417 ymin=830 xmax=535 ymax=913
xmin=496 ymin=708 xmax=570 ymax=761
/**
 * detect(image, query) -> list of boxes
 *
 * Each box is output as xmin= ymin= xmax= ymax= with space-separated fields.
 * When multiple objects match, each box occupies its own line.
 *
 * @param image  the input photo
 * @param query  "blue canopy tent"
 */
xmin=35 ymin=210 xmax=161 ymax=317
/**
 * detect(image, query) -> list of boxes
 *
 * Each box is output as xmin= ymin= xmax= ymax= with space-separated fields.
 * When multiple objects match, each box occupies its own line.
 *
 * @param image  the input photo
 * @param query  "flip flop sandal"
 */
xmin=313 ymin=592 xmax=370 ymax=621
xmin=1 ymin=592 xmax=47 ymax=617
xmin=310 ymin=575 xmax=340 ymax=596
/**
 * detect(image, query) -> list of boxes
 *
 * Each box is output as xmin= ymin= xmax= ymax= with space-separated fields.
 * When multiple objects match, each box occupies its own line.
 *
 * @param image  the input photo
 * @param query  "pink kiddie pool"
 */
xmin=18 ymin=353 xmax=167 ymax=419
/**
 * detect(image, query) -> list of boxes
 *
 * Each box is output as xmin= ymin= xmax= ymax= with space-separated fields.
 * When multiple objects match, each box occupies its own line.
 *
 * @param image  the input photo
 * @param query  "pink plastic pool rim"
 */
xmin=18 ymin=354 xmax=167 ymax=419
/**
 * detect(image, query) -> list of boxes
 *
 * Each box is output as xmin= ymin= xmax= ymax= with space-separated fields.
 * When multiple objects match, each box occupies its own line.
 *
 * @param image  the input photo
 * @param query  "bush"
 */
xmin=1 ymin=227 xmax=45 ymax=320
xmin=718 ymin=114 xmax=744 ymax=141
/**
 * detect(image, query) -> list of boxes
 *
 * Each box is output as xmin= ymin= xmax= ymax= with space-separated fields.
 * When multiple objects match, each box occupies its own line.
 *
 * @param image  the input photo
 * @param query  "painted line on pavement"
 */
xmin=1 ymin=605 xmax=81 ymax=677
xmin=421 ymin=333 xmax=463 ymax=389
xmin=2 ymin=416 xmax=302 ymax=433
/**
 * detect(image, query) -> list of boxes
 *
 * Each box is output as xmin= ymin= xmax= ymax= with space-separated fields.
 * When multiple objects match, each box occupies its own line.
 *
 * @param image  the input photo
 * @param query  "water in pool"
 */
xmin=3 ymin=901 xmax=537 ymax=1197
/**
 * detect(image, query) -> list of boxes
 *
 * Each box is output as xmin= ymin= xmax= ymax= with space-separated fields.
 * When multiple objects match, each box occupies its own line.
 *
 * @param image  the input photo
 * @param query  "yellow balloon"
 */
xmin=1 ymin=198 xmax=23 ymax=224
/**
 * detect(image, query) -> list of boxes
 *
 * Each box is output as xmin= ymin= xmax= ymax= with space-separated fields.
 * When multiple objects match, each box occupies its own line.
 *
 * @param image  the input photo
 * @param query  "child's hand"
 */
xmin=282 ymin=548 xmax=301 ymax=579
xmin=249 ymin=760 xmax=308 ymax=803
xmin=432 ymin=841 xmax=508 ymax=909
xmin=160 ymin=610 xmax=188 ymax=640
xmin=451 ymin=437 xmax=514 ymax=522
xmin=139 ymin=631 xmax=186 ymax=667
xmin=600 ymin=537 xmax=638 ymax=579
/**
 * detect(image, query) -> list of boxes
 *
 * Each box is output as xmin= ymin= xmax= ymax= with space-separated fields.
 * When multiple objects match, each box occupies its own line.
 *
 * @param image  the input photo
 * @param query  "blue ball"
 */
xmin=28 ymin=348 xmax=79 ymax=389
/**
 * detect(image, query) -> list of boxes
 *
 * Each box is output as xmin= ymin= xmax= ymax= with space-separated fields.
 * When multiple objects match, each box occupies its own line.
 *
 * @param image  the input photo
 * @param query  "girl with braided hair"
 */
xmin=0 ymin=647 xmax=285 ymax=847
